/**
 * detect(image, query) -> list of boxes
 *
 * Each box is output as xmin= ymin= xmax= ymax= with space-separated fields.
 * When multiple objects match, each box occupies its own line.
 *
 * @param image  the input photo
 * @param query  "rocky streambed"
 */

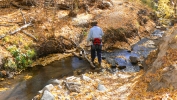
xmin=0 ymin=28 xmax=165 ymax=100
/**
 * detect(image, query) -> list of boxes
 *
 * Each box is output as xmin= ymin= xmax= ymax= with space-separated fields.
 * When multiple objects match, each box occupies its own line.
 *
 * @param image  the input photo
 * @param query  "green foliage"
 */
xmin=26 ymin=49 xmax=36 ymax=58
xmin=7 ymin=45 xmax=19 ymax=57
xmin=81 ymin=28 xmax=88 ymax=36
xmin=7 ymin=45 xmax=36 ymax=70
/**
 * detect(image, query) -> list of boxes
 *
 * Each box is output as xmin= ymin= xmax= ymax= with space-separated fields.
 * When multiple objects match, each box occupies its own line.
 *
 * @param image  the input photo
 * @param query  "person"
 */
xmin=86 ymin=20 xmax=104 ymax=67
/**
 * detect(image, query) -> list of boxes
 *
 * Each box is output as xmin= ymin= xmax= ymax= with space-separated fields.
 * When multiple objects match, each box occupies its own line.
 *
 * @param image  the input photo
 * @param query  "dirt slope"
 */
xmin=129 ymin=25 xmax=177 ymax=99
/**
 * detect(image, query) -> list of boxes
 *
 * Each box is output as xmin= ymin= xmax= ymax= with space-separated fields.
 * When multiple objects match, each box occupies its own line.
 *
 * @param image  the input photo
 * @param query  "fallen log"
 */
xmin=0 ymin=22 xmax=32 ymax=40
xmin=11 ymin=1 xmax=30 ymax=10
xmin=79 ymin=47 xmax=96 ymax=68
xmin=70 ymin=38 xmax=96 ymax=68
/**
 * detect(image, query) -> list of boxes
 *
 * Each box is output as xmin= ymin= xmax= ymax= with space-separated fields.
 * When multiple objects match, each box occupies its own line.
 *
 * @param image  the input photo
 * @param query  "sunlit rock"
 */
xmin=39 ymin=84 xmax=54 ymax=94
xmin=97 ymin=84 xmax=107 ymax=91
xmin=81 ymin=74 xmax=92 ymax=81
xmin=40 ymin=90 xmax=55 ymax=100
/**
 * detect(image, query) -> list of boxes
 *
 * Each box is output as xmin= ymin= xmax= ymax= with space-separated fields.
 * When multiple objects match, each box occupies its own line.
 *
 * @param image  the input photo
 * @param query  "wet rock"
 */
xmin=129 ymin=56 xmax=138 ymax=65
xmin=97 ymin=84 xmax=107 ymax=91
xmin=106 ymin=58 xmax=117 ymax=67
xmin=101 ymin=55 xmax=106 ymax=60
xmin=118 ymin=66 xmax=126 ymax=70
xmin=40 ymin=90 xmax=55 ymax=100
xmin=39 ymin=84 xmax=54 ymax=93
xmin=138 ymin=63 xmax=143 ymax=69
xmin=151 ymin=29 xmax=164 ymax=39
xmin=46 ymin=79 xmax=61 ymax=85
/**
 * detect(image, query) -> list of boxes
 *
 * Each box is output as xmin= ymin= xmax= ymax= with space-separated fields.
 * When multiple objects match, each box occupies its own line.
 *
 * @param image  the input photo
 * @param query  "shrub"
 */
xmin=4 ymin=58 xmax=17 ymax=71
xmin=157 ymin=0 xmax=174 ymax=18
xmin=7 ymin=45 xmax=36 ymax=70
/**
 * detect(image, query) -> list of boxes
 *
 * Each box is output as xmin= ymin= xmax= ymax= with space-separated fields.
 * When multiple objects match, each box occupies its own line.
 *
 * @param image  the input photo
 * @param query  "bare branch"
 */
xmin=9 ymin=23 xmax=32 ymax=35
xmin=19 ymin=9 xmax=27 ymax=24
xmin=22 ymin=30 xmax=38 ymax=41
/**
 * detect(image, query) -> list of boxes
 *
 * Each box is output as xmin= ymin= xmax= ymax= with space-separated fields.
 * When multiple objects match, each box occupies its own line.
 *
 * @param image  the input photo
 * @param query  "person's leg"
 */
xmin=97 ymin=46 xmax=102 ymax=66
xmin=91 ymin=46 xmax=96 ymax=62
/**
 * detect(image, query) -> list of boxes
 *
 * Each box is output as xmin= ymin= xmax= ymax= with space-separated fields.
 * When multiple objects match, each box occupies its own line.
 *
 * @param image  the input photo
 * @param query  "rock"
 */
xmin=97 ymin=84 xmax=107 ymax=91
xmin=129 ymin=56 xmax=139 ymax=64
xmin=46 ymin=79 xmax=61 ymax=85
xmin=138 ymin=63 xmax=143 ymax=69
xmin=40 ymin=90 xmax=55 ymax=100
xmin=7 ymin=72 xmax=14 ymax=79
xmin=101 ymin=55 xmax=106 ymax=60
xmin=151 ymin=29 xmax=164 ymax=38
xmin=110 ymin=67 xmax=118 ymax=73
xmin=155 ymin=26 xmax=167 ymax=30
xmin=0 ymin=70 xmax=7 ymax=78
xmin=39 ymin=84 xmax=54 ymax=94
xmin=98 ymin=1 xmax=113 ymax=9
xmin=81 ymin=74 xmax=92 ymax=81
xmin=0 ymin=54 xmax=4 ymax=69
xmin=32 ymin=95 xmax=40 ymax=100
xmin=106 ymin=58 xmax=117 ymax=67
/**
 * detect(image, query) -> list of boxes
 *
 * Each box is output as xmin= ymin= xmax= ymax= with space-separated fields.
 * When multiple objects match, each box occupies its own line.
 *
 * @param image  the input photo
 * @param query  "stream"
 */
xmin=0 ymin=29 xmax=164 ymax=100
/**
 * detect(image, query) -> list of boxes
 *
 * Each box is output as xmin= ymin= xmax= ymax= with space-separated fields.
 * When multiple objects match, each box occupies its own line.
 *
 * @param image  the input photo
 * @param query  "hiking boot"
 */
xmin=98 ymin=63 xmax=102 ymax=68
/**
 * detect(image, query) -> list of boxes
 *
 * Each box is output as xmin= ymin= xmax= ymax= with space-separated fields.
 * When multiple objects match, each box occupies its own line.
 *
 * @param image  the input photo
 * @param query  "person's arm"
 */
xmin=86 ymin=29 xmax=92 ymax=46
xmin=100 ymin=28 xmax=104 ymax=36
xmin=100 ymin=28 xmax=104 ymax=44
xmin=99 ymin=28 xmax=104 ymax=40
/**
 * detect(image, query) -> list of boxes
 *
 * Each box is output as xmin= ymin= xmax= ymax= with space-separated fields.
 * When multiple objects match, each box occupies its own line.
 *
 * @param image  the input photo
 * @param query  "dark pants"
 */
xmin=91 ymin=45 xmax=102 ymax=64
